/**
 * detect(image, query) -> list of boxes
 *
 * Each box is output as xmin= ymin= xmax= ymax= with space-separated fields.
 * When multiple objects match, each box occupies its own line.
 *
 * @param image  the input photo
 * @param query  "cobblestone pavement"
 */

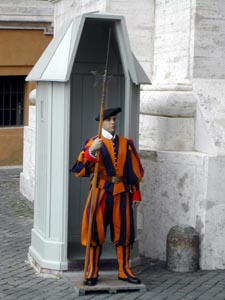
xmin=1 ymin=167 xmax=225 ymax=300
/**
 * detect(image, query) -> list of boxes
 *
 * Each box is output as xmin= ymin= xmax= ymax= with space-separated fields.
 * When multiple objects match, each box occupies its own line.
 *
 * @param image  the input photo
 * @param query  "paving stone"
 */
xmin=3 ymin=167 xmax=225 ymax=300
xmin=165 ymin=293 xmax=187 ymax=300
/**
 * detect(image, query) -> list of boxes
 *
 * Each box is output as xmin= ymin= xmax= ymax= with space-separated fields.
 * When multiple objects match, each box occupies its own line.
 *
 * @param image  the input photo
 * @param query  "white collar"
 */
xmin=102 ymin=128 xmax=116 ymax=140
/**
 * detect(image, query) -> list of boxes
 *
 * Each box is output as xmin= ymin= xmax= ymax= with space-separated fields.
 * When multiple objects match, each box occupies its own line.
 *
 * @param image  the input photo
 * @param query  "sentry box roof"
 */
xmin=26 ymin=12 xmax=150 ymax=85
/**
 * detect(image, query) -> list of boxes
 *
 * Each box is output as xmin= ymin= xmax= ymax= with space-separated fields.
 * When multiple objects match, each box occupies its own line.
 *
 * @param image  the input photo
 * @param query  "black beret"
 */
xmin=95 ymin=107 xmax=122 ymax=121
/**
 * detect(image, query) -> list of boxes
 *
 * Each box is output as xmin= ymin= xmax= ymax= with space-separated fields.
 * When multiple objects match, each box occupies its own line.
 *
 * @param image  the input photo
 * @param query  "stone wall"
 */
xmin=50 ymin=0 xmax=106 ymax=33
xmin=200 ymin=156 xmax=225 ymax=269
xmin=32 ymin=0 xmax=225 ymax=270
xmin=0 ymin=0 xmax=53 ymax=23
xmin=137 ymin=0 xmax=225 ymax=270
xmin=193 ymin=0 xmax=225 ymax=80
xmin=139 ymin=150 xmax=208 ymax=261
xmin=20 ymin=105 xmax=36 ymax=202
xmin=153 ymin=0 xmax=192 ymax=84
xmin=106 ymin=0 xmax=154 ymax=78
xmin=191 ymin=0 xmax=225 ymax=156
xmin=50 ymin=0 xmax=154 ymax=78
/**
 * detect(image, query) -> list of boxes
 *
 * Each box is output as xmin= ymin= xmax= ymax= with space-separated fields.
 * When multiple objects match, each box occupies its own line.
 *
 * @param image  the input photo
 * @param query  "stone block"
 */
xmin=193 ymin=1 xmax=225 ymax=79
xmin=138 ymin=150 xmax=207 ymax=261
xmin=22 ymin=126 xmax=35 ymax=173
xmin=0 ymin=0 xmax=53 ymax=23
xmin=139 ymin=114 xmax=195 ymax=151
xmin=153 ymin=0 xmax=192 ymax=84
xmin=193 ymin=79 xmax=225 ymax=156
xmin=20 ymin=106 xmax=36 ymax=202
xmin=166 ymin=225 xmax=199 ymax=272
xmin=200 ymin=156 xmax=225 ymax=270
xmin=28 ymin=106 xmax=36 ymax=129
xmin=195 ymin=105 xmax=215 ymax=155
xmin=20 ymin=171 xmax=35 ymax=202
xmin=140 ymin=90 xmax=196 ymax=117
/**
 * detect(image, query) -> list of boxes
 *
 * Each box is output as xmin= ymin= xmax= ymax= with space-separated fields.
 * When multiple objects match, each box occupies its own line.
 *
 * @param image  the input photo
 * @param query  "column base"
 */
xmin=29 ymin=228 xmax=68 ymax=272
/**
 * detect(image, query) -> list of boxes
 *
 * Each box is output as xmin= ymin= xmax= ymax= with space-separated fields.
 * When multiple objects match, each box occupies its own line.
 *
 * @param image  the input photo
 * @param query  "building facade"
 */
xmin=24 ymin=0 xmax=225 ymax=270
xmin=0 ymin=0 xmax=53 ymax=165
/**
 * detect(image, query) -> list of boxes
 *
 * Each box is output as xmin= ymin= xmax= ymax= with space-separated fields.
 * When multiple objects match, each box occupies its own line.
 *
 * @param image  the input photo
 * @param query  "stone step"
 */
xmin=64 ymin=271 xmax=147 ymax=296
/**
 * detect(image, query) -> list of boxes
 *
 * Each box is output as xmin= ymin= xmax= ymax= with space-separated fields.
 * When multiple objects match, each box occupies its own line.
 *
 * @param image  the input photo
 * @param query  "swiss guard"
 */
xmin=72 ymin=107 xmax=144 ymax=286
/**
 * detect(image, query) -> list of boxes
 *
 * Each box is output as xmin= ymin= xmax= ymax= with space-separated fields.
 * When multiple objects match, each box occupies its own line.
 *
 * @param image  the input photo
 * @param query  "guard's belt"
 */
xmin=98 ymin=175 xmax=123 ymax=183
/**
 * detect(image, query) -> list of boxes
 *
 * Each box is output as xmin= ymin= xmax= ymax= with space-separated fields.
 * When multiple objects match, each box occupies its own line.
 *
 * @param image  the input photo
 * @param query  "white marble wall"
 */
xmin=138 ymin=0 xmax=225 ymax=270
xmin=140 ymin=115 xmax=195 ymax=151
xmin=106 ymin=0 xmax=154 ymax=78
xmin=200 ymin=156 xmax=225 ymax=269
xmin=193 ymin=79 xmax=225 ymax=156
xmin=153 ymin=0 xmax=192 ymax=84
xmin=50 ymin=0 xmax=106 ymax=33
xmin=193 ymin=1 xmax=225 ymax=80
xmin=139 ymin=150 xmax=208 ymax=261
xmin=139 ymin=90 xmax=197 ymax=151
xmin=139 ymin=150 xmax=225 ymax=270
xmin=29 ymin=0 xmax=225 ymax=270
xmin=189 ymin=1 xmax=225 ymax=268
xmin=0 ymin=0 xmax=53 ymax=22
xmin=20 ymin=105 xmax=36 ymax=202
xmin=191 ymin=1 xmax=225 ymax=156
xmin=50 ymin=0 xmax=154 ymax=78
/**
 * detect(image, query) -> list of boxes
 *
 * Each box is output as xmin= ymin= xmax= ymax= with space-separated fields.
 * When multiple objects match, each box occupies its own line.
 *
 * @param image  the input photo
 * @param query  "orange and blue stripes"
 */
xmin=74 ymin=134 xmax=144 ymax=247
xmin=116 ymin=245 xmax=136 ymax=279
xmin=81 ymin=188 xmax=135 ymax=246
xmin=87 ymin=246 xmax=102 ymax=279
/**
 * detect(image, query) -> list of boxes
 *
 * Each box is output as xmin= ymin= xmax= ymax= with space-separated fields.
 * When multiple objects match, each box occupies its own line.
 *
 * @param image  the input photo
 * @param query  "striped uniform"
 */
xmin=73 ymin=134 xmax=144 ymax=280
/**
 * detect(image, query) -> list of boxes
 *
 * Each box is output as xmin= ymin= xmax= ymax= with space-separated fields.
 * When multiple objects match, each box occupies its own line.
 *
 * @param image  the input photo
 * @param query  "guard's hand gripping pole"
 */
xmin=83 ymin=27 xmax=112 ymax=284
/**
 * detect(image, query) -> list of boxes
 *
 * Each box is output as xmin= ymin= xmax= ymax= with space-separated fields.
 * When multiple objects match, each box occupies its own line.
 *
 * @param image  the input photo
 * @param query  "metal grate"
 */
xmin=0 ymin=76 xmax=25 ymax=127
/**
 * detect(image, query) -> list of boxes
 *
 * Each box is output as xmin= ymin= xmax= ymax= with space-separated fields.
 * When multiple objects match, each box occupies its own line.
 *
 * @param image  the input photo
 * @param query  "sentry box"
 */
xmin=26 ymin=12 xmax=149 ymax=272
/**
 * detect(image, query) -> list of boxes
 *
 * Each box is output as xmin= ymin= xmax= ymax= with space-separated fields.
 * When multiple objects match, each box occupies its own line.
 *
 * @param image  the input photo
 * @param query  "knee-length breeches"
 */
xmin=81 ymin=187 xmax=135 ymax=247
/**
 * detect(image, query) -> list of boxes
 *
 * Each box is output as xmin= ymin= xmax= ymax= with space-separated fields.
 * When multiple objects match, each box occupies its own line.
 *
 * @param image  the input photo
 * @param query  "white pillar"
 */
xmin=28 ymin=82 xmax=70 ymax=271
xmin=20 ymin=90 xmax=36 ymax=202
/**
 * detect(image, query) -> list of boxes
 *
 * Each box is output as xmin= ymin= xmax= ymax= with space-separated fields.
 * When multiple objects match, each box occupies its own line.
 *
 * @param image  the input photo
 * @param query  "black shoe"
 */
xmin=118 ymin=276 xmax=141 ymax=284
xmin=84 ymin=278 xmax=98 ymax=286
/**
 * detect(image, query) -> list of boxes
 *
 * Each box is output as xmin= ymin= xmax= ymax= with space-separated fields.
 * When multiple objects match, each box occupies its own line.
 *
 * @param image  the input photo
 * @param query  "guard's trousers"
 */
xmin=82 ymin=189 xmax=135 ymax=247
xmin=87 ymin=245 xmax=135 ymax=279
xmin=87 ymin=246 xmax=102 ymax=279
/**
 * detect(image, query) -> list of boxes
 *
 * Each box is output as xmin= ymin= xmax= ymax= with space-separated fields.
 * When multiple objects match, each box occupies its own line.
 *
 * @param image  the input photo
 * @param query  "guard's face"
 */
xmin=102 ymin=116 xmax=117 ymax=135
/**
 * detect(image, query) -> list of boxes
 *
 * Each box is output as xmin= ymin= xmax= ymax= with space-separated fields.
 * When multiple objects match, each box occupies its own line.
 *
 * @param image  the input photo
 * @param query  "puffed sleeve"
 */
xmin=126 ymin=139 xmax=144 ymax=201
xmin=71 ymin=137 xmax=97 ymax=177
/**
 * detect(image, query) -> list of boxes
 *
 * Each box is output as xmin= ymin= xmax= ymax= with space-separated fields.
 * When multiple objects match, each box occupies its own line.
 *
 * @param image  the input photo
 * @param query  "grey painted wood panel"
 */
xmin=68 ymin=70 xmax=125 ymax=261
